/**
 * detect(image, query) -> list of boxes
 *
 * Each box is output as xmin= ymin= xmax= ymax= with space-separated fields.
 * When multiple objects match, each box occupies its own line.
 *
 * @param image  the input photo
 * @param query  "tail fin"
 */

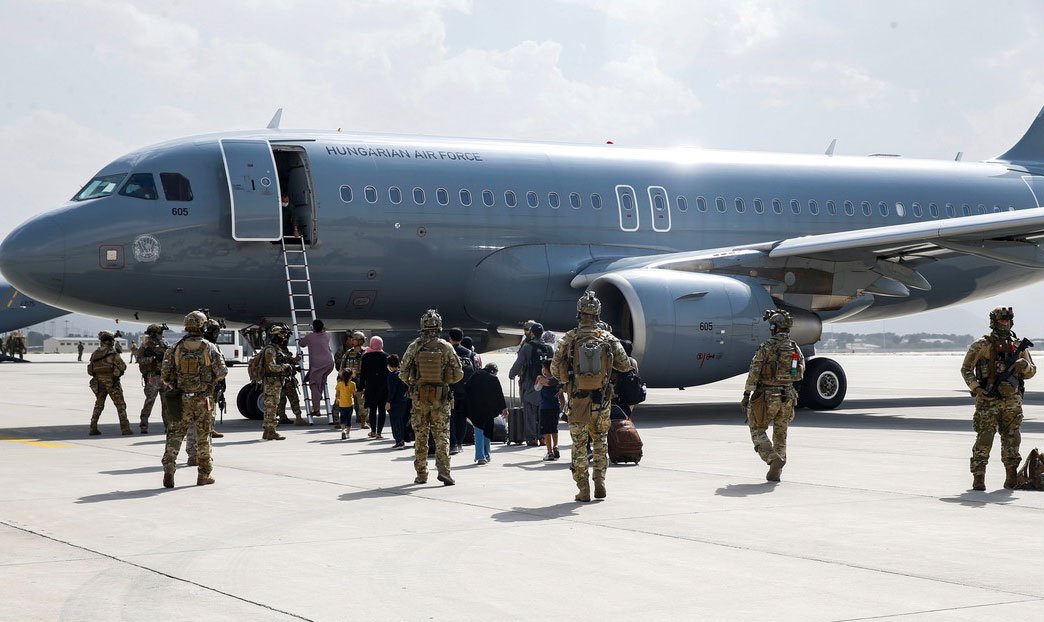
xmin=997 ymin=105 xmax=1044 ymax=165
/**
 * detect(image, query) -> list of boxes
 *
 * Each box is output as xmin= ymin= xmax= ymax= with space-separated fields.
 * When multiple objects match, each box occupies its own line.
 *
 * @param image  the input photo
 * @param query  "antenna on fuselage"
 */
xmin=825 ymin=138 xmax=837 ymax=157
xmin=267 ymin=108 xmax=283 ymax=130
xmin=955 ymin=151 xmax=963 ymax=161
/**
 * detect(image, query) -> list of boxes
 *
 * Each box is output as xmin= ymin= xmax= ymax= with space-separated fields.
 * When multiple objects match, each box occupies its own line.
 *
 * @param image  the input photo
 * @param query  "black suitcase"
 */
xmin=507 ymin=407 xmax=527 ymax=445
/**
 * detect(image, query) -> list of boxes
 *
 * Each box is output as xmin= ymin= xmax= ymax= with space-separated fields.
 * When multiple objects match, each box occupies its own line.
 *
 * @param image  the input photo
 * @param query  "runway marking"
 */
xmin=0 ymin=435 xmax=71 ymax=448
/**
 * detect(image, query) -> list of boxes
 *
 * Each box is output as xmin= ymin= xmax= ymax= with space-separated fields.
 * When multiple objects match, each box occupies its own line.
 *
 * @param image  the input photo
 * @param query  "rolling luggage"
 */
xmin=608 ymin=418 xmax=643 ymax=464
xmin=507 ymin=407 xmax=527 ymax=445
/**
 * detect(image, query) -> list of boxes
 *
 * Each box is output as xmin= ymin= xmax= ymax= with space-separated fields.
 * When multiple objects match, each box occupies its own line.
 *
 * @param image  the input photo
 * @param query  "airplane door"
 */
xmin=647 ymin=186 xmax=671 ymax=232
xmin=615 ymin=185 xmax=639 ymax=232
xmin=220 ymin=139 xmax=283 ymax=241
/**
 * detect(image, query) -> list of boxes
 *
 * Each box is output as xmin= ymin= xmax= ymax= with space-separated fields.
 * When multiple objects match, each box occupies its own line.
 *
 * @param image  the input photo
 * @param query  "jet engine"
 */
xmin=587 ymin=270 xmax=778 ymax=388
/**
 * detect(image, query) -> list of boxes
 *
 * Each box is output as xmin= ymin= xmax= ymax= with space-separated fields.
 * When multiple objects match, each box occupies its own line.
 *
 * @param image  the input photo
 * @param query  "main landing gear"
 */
xmin=798 ymin=357 xmax=847 ymax=410
xmin=237 ymin=383 xmax=265 ymax=420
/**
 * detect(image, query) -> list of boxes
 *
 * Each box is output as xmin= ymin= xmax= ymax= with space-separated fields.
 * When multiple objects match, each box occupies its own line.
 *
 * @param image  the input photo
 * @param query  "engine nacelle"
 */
xmin=588 ymin=270 xmax=778 ymax=388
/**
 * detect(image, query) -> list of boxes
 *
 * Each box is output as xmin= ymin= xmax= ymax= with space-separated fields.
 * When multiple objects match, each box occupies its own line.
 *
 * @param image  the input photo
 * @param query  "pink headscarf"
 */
xmin=369 ymin=336 xmax=384 ymax=352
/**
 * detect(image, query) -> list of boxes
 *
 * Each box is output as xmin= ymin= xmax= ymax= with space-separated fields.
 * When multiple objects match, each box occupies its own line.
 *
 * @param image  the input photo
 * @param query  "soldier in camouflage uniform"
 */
xmin=339 ymin=331 xmax=368 ymax=428
xmin=87 ymin=330 xmax=132 ymax=436
xmin=400 ymin=310 xmax=464 ymax=485
xmin=137 ymin=323 xmax=169 ymax=434
xmin=551 ymin=292 xmax=631 ymax=502
xmin=960 ymin=307 xmax=1036 ymax=491
xmin=160 ymin=311 xmax=227 ymax=487
xmin=261 ymin=325 xmax=306 ymax=440
xmin=741 ymin=310 xmax=805 ymax=482
xmin=185 ymin=318 xmax=226 ymax=466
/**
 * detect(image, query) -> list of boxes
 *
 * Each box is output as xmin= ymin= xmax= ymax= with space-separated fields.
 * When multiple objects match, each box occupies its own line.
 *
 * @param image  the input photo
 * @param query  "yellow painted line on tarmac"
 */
xmin=0 ymin=435 xmax=71 ymax=448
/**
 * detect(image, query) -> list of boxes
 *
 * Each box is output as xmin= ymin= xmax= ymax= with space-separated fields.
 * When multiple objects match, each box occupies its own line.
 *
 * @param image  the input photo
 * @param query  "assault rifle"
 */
xmin=983 ymin=337 xmax=1034 ymax=397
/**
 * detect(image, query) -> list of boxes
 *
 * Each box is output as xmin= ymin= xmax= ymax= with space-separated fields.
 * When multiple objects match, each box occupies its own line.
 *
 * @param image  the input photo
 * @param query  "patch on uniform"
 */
xmin=133 ymin=234 xmax=160 ymax=263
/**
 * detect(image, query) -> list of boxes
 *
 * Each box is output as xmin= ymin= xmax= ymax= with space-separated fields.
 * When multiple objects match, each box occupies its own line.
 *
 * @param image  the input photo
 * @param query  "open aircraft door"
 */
xmin=220 ymin=139 xmax=283 ymax=241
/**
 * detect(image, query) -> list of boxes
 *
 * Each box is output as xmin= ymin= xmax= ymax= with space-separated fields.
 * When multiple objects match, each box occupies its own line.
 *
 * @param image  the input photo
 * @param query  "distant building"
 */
xmin=43 ymin=337 xmax=128 ymax=354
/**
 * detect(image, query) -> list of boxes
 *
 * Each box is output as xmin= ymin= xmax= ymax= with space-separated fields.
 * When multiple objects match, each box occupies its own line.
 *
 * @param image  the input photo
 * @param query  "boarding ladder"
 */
xmin=281 ymin=235 xmax=333 ymax=424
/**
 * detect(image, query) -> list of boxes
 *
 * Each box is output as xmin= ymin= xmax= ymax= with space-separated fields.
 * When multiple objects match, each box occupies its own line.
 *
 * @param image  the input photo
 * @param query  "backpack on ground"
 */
xmin=571 ymin=329 xmax=612 ymax=391
xmin=615 ymin=368 xmax=647 ymax=406
xmin=608 ymin=418 xmax=643 ymax=464
xmin=1016 ymin=447 xmax=1044 ymax=490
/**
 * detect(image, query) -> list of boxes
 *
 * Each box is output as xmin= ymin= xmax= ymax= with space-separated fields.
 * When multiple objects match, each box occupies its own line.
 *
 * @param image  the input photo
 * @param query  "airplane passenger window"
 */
xmin=772 ymin=198 xmax=783 ymax=214
xmin=340 ymin=185 xmax=353 ymax=203
xmin=591 ymin=193 xmax=602 ymax=210
xmin=365 ymin=186 xmax=378 ymax=203
xmin=389 ymin=186 xmax=402 ymax=204
xmin=912 ymin=202 xmax=922 ymax=217
xmin=483 ymin=190 xmax=495 ymax=207
xmin=160 ymin=173 xmax=193 ymax=201
xmin=1009 ymin=205 xmax=1016 ymax=211
xmin=413 ymin=187 xmax=425 ymax=205
xmin=570 ymin=192 xmax=582 ymax=209
xmin=437 ymin=188 xmax=449 ymax=206
xmin=119 ymin=173 xmax=158 ymax=200
xmin=715 ymin=197 xmax=726 ymax=213
xmin=753 ymin=198 xmax=764 ymax=214
xmin=622 ymin=193 xmax=634 ymax=211
xmin=976 ymin=204 xmax=986 ymax=214
xmin=790 ymin=199 xmax=800 ymax=215
xmin=527 ymin=191 xmax=539 ymax=208
xmin=861 ymin=201 xmax=872 ymax=216
xmin=826 ymin=200 xmax=836 ymax=216
xmin=655 ymin=194 xmax=667 ymax=212
xmin=734 ymin=198 xmax=745 ymax=213
xmin=548 ymin=192 xmax=560 ymax=209
xmin=961 ymin=204 xmax=971 ymax=216
xmin=677 ymin=196 xmax=689 ymax=212
xmin=808 ymin=199 xmax=819 ymax=215
xmin=505 ymin=190 xmax=517 ymax=207
xmin=697 ymin=196 xmax=708 ymax=212
xmin=460 ymin=189 xmax=472 ymax=206
xmin=945 ymin=203 xmax=955 ymax=217
xmin=992 ymin=205 xmax=1001 ymax=212
xmin=895 ymin=202 xmax=905 ymax=217
xmin=843 ymin=200 xmax=854 ymax=216
xmin=928 ymin=203 xmax=938 ymax=217
xmin=73 ymin=173 xmax=126 ymax=201
xmin=878 ymin=201 xmax=888 ymax=216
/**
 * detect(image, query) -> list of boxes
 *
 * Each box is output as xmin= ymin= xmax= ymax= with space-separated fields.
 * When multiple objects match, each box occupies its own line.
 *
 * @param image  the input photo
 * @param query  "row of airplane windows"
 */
xmin=338 ymin=184 xmax=1016 ymax=218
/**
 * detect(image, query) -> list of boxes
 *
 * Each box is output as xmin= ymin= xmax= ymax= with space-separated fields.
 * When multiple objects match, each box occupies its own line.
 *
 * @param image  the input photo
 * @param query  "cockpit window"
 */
xmin=119 ymin=173 xmax=158 ymax=200
xmin=72 ymin=173 xmax=126 ymax=201
xmin=160 ymin=173 xmax=193 ymax=201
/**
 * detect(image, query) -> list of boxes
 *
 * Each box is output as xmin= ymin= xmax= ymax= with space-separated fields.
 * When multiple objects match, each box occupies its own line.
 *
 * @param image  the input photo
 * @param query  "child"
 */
xmin=385 ymin=354 xmax=411 ymax=449
xmin=537 ymin=363 xmax=561 ymax=461
xmin=335 ymin=369 xmax=356 ymax=440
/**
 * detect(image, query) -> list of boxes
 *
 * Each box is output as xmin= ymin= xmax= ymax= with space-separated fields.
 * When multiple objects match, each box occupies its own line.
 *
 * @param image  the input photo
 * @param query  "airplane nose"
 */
xmin=0 ymin=215 xmax=66 ymax=306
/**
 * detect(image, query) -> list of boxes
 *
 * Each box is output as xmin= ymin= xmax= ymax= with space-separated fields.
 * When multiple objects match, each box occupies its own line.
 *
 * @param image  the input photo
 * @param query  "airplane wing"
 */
xmin=572 ymin=206 xmax=1044 ymax=311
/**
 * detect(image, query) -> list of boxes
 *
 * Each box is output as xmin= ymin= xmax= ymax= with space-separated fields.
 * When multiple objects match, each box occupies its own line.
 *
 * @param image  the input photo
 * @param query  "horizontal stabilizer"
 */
xmin=997 ymin=105 xmax=1044 ymax=164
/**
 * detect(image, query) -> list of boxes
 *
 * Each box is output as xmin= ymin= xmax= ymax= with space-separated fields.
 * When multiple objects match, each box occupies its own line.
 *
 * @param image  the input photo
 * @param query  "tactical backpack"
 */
xmin=1016 ymin=447 xmax=1044 ymax=491
xmin=137 ymin=338 xmax=165 ymax=376
xmin=247 ymin=350 xmax=266 ymax=383
xmin=174 ymin=340 xmax=213 ymax=393
xmin=415 ymin=339 xmax=445 ymax=385
xmin=762 ymin=338 xmax=804 ymax=383
xmin=571 ymin=329 xmax=613 ymax=391
xmin=87 ymin=349 xmax=121 ymax=378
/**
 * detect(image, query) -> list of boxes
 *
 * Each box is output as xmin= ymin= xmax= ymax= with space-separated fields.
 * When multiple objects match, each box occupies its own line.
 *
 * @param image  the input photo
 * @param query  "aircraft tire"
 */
xmin=799 ymin=357 xmax=846 ymax=410
xmin=238 ymin=383 xmax=264 ymax=420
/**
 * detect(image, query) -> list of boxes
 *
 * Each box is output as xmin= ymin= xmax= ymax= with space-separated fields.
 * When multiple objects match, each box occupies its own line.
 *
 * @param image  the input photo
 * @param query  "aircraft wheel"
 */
xmin=237 ymin=383 xmax=264 ymax=420
xmin=799 ymin=357 xmax=847 ymax=410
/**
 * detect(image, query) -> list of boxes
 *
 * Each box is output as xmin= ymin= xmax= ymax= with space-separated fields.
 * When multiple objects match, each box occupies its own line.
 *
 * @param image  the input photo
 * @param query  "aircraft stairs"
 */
xmin=281 ymin=235 xmax=333 ymax=425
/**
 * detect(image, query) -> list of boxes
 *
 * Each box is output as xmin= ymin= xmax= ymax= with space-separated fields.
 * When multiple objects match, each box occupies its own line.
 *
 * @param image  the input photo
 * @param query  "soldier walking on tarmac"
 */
xmin=551 ymin=292 xmax=631 ymax=502
xmin=137 ymin=323 xmax=169 ymax=434
xmin=185 ymin=316 xmax=227 ymax=466
xmin=741 ymin=310 xmax=805 ymax=482
xmin=261 ymin=325 xmax=306 ymax=440
xmin=160 ymin=311 xmax=227 ymax=488
xmin=961 ymin=307 xmax=1036 ymax=491
xmin=87 ymin=331 xmax=132 ymax=436
xmin=400 ymin=309 xmax=463 ymax=485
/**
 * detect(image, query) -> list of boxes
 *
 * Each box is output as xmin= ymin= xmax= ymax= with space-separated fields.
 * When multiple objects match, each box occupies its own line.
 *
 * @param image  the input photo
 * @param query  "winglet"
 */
xmin=825 ymin=139 xmax=837 ymax=157
xmin=267 ymin=108 xmax=283 ymax=130
xmin=996 ymin=105 xmax=1044 ymax=164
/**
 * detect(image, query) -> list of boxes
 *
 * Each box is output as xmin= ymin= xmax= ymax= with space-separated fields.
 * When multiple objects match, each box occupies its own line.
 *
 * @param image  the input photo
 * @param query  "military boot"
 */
xmin=187 ymin=455 xmax=198 ymax=467
xmin=119 ymin=418 xmax=134 ymax=436
xmin=294 ymin=415 xmax=310 ymax=427
xmin=766 ymin=457 xmax=784 ymax=482
xmin=575 ymin=478 xmax=591 ymax=502
xmin=139 ymin=417 xmax=149 ymax=434
xmin=593 ymin=478 xmax=607 ymax=499
xmin=437 ymin=471 xmax=456 ymax=486
xmin=1004 ymin=465 xmax=1018 ymax=489
xmin=210 ymin=430 xmax=224 ymax=438
xmin=162 ymin=468 xmax=175 ymax=489
xmin=972 ymin=472 xmax=986 ymax=491
xmin=197 ymin=473 xmax=215 ymax=486
xmin=89 ymin=418 xmax=101 ymax=436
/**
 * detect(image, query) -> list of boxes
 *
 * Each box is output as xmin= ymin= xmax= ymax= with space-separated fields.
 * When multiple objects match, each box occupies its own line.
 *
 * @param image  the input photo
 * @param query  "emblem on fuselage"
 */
xmin=132 ymin=234 xmax=160 ymax=263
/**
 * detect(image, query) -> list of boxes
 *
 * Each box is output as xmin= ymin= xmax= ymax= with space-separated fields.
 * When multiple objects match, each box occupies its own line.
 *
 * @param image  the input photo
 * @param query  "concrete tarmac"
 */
xmin=2 ymin=352 xmax=1043 ymax=621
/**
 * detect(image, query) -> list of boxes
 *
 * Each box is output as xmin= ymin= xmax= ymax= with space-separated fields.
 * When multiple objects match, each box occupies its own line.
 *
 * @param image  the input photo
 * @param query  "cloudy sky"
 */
xmin=3 ymin=0 xmax=1044 ymax=336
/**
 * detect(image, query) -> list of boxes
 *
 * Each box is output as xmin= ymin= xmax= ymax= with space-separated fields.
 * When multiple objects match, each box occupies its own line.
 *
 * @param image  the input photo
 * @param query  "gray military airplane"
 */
xmin=0 ymin=279 xmax=68 ymax=333
xmin=5 ymin=108 xmax=1044 ymax=411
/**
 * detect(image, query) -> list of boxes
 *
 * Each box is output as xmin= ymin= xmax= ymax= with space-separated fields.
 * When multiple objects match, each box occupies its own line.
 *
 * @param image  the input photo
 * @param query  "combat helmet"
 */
xmin=146 ymin=323 xmax=166 ymax=336
xmin=420 ymin=309 xmax=443 ymax=332
xmin=183 ymin=310 xmax=207 ymax=333
xmin=98 ymin=330 xmax=115 ymax=343
xmin=577 ymin=291 xmax=601 ymax=318
xmin=989 ymin=306 xmax=1014 ymax=330
xmin=763 ymin=309 xmax=793 ymax=334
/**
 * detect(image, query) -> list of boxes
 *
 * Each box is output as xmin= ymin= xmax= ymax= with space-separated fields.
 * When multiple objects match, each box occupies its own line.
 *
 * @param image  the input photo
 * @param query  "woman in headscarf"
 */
xmin=360 ymin=336 xmax=390 ymax=439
